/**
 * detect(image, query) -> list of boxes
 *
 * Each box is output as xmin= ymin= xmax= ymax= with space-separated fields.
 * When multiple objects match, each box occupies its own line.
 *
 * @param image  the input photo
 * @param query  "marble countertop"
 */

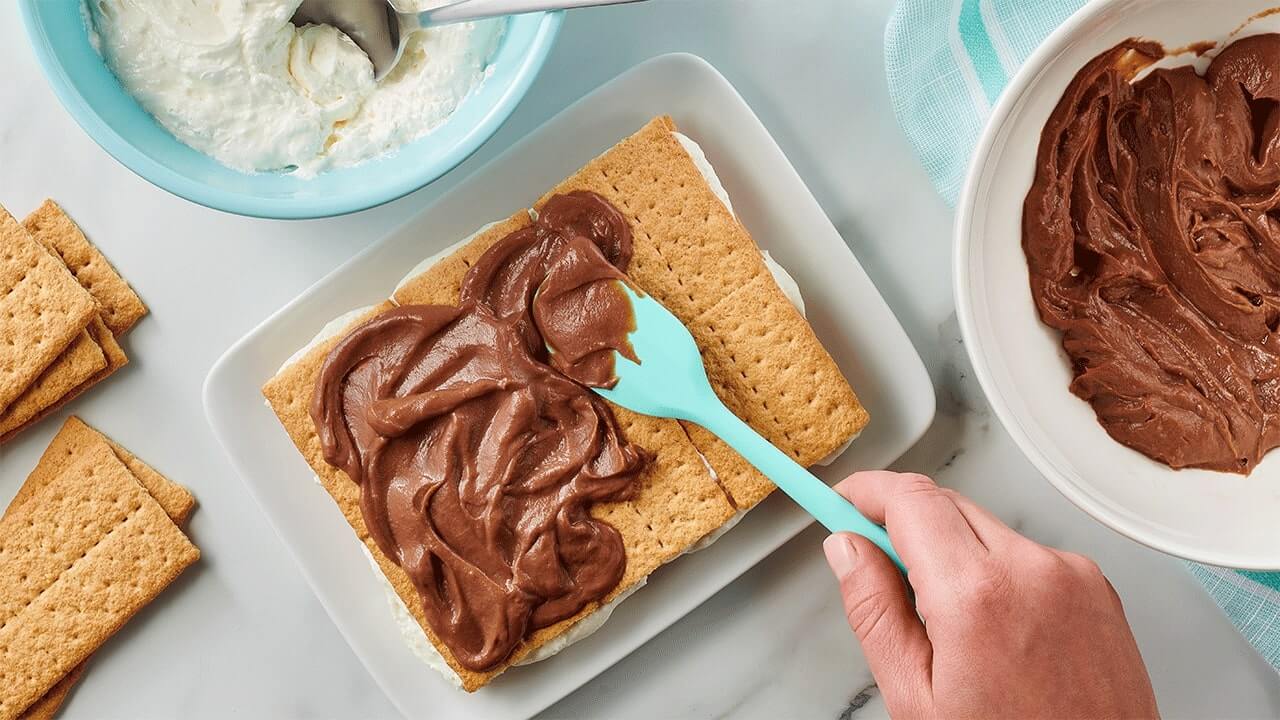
xmin=1 ymin=0 xmax=1277 ymax=717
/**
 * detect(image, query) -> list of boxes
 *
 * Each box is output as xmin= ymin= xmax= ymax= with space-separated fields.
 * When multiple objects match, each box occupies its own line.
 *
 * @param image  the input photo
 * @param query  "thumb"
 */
xmin=823 ymin=533 xmax=932 ymax=712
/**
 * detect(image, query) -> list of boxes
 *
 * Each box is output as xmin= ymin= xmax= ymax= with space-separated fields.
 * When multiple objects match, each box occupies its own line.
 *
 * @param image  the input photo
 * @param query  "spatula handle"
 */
xmin=695 ymin=404 xmax=904 ymax=573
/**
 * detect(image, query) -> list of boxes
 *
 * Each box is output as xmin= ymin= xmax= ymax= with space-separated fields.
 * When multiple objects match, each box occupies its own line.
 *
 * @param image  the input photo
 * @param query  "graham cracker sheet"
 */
xmin=684 ymin=273 xmax=868 ymax=462
xmin=22 ymin=201 xmax=146 ymax=337
xmin=8 ymin=416 xmax=196 ymax=527
xmin=591 ymin=405 xmax=737 ymax=586
xmin=0 ymin=317 xmax=128 ymax=444
xmin=0 ymin=331 xmax=104 ymax=438
xmin=0 ymin=441 xmax=198 ymax=720
xmin=0 ymin=206 xmax=97 ymax=415
xmin=262 ymin=116 xmax=865 ymax=691
xmin=2 ymin=417 xmax=195 ymax=719
xmin=683 ymin=422 xmax=768 ymax=510
xmin=538 ymin=116 xmax=868 ymax=508
xmin=16 ymin=665 xmax=83 ymax=720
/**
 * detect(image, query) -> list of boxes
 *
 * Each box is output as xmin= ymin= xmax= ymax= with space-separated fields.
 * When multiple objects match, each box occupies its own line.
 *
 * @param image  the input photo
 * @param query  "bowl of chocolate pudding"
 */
xmin=955 ymin=0 xmax=1280 ymax=569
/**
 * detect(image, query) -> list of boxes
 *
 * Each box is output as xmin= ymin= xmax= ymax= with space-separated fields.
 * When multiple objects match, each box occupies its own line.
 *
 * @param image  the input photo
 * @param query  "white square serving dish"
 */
xmin=204 ymin=53 xmax=935 ymax=719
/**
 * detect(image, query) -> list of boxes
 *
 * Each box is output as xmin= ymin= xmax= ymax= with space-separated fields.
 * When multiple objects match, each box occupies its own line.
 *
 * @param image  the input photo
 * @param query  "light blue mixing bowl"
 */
xmin=19 ymin=2 xmax=562 ymax=219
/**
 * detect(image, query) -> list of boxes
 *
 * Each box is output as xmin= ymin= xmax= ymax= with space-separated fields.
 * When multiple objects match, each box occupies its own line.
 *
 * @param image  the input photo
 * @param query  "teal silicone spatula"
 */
xmin=582 ymin=284 xmax=904 ymax=572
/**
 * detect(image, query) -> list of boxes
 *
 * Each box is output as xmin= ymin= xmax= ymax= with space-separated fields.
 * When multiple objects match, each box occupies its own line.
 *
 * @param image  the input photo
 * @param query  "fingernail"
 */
xmin=823 ymin=533 xmax=859 ymax=578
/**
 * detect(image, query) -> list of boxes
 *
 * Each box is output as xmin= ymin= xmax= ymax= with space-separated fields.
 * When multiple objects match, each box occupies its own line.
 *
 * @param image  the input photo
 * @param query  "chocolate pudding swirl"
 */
xmin=312 ymin=192 xmax=649 ymax=671
xmin=1024 ymin=34 xmax=1280 ymax=473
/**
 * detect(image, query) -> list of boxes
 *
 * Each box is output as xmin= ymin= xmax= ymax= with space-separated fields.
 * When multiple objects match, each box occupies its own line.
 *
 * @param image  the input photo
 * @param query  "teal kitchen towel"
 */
xmin=885 ymin=0 xmax=1080 ymax=204
xmin=884 ymin=0 xmax=1280 ymax=672
xmin=1187 ymin=566 xmax=1280 ymax=670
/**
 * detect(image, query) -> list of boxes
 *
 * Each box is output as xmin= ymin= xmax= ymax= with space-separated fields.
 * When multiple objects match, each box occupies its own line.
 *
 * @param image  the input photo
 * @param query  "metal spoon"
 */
xmin=292 ymin=0 xmax=648 ymax=80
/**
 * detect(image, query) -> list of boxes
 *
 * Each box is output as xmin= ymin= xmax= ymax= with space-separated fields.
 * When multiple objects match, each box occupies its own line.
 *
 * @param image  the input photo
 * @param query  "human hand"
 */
xmin=822 ymin=471 xmax=1158 ymax=719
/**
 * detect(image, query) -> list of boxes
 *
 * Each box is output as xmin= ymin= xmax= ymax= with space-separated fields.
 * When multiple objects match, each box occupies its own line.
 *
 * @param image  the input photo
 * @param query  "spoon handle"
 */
xmin=424 ymin=0 xmax=649 ymax=24
xmin=692 ymin=402 xmax=905 ymax=572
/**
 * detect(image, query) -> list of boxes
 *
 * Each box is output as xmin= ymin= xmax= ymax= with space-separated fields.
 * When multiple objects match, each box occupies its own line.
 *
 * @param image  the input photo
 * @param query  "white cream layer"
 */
xmin=359 ymin=545 xmax=647 ymax=688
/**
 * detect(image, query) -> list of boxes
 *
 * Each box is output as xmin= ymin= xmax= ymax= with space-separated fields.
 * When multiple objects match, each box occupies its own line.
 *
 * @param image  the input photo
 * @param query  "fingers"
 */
xmin=834 ymin=471 xmax=937 ymax=525
xmin=833 ymin=471 xmax=988 ymax=581
xmin=836 ymin=471 xmax=1016 ymax=542
xmin=824 ymin=532 xmax=932 ymax=715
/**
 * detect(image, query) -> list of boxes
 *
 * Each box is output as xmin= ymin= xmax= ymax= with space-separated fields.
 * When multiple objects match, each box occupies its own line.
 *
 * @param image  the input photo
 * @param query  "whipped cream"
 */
xmin=361 ymin=545 xmax=645 ymax=688
xmin=279 ymin=305 xmax=377 ymax=373
xmin=86 ymin=1 xmax=503 ymax=176
xmin=393 ymin=221 xmax=500 ymax=293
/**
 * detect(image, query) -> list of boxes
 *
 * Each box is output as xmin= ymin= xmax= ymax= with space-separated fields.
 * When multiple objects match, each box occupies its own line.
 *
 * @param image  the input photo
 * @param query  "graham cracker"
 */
xmin=537 ymin=116 xmax=867 ymax=509
xmin=9 ymin=416 xmax=195 ymax=527
xmin=0 ymin=442 xmax=199 ymax=720
xmin=16 ymin=665 xmax=82 ymax=720
xmin=0 ymin=206 xmax=98 ymax=415
xmin=0 ymin=330 xmax=104 ymax=439
xmin=23 ymin=201 xmax=146 ymax=337
xmin=590 ymin=405 xmax=737 ymax=584
xmin=684 ymin=422 xmax=760 ymax=509
xmin=3 ymin=417 xmax=193 ymax=719
xmin=681 ymin=268 xmax=868 ymax=479
xmin=262 ymin=304 xmax=393 ymax=531
xmin=0 ymin=316 xmax=129 ymax=443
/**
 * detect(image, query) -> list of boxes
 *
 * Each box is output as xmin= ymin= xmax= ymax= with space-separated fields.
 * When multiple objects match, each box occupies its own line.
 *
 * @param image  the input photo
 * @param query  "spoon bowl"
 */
xmin=293 ymin=0 xmax=648 ymax=80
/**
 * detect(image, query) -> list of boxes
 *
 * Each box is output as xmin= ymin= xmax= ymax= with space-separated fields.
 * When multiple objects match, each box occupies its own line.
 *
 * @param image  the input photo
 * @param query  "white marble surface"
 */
xmin=0 ymin=0 xmax=1277 ymax=718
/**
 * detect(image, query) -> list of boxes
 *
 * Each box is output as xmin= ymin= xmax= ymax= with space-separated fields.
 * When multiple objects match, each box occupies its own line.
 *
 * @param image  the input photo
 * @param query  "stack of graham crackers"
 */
xmin=0 ymin=417 xmax=199 ymax=720
xmin=0 ymin=200 xmax=146 ymax=443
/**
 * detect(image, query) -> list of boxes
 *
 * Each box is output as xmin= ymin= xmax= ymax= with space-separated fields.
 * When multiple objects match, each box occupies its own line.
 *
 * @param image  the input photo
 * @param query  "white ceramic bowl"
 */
xmin=955 ymin=0 xmax=1280 ymax=569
